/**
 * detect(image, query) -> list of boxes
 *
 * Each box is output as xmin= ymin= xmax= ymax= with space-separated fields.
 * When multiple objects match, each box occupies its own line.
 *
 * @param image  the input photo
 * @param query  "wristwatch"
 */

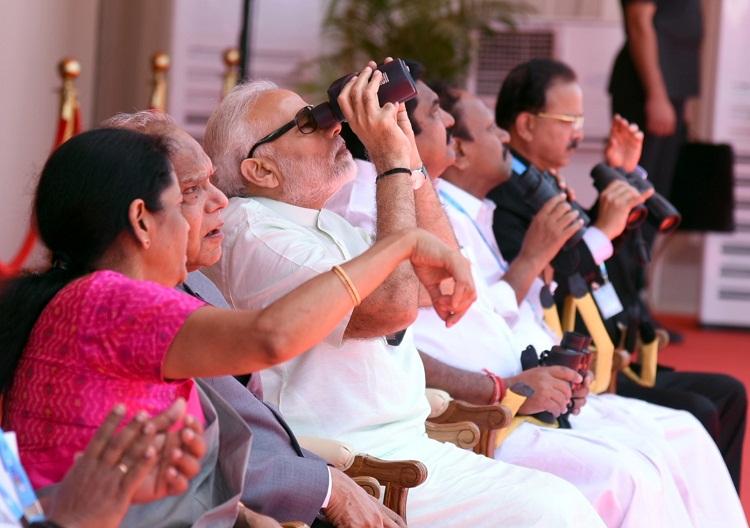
xmin=411 ymin=165 xmax=428 ymax=190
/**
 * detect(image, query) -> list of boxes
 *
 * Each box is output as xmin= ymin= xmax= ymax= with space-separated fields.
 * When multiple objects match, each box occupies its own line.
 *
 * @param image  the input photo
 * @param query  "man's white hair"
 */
xmin=101 ymin=110 xmax=178 ymax=133
xmin=204 ymin=80 xmax=278 ymax=198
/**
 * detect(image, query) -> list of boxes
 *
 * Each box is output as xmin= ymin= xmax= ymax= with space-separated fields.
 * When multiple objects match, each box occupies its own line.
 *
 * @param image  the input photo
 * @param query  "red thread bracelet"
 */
xmin=482 ymin=368 xmax=506 ymax=404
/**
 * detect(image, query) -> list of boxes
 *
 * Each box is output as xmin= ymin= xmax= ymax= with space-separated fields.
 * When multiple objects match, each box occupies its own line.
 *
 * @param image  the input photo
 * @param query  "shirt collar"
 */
xmin=437 ymin=178 xmax=496 ymax=221
xmin=250 ymin=196 xmax=321 ymax=229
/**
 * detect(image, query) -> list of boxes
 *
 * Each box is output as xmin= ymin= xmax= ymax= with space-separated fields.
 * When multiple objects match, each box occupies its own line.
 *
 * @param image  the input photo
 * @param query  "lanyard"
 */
xmin=438 ymin=189 xmax=507 ymax=272
xmin=0 ymin=430 xmax=45 ymax=523
xmin=511 ymin=154 xmax=528 ymax=175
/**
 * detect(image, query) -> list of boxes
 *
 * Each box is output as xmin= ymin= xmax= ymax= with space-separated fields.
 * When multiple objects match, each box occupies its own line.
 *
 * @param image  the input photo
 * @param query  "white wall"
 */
xmin=0 ymin=0 xmax=99 ymax=265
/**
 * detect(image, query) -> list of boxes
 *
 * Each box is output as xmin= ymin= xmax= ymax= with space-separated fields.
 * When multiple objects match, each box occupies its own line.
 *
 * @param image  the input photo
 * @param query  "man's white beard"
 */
xmin=280 ymin=149 xmax=356 ymax=208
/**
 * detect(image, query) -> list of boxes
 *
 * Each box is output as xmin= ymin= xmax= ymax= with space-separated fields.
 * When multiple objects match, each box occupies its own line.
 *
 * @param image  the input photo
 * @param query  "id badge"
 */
xmin=592 ymin=281 xmax=624 ymax=319
xmin=0 ymin=429 xmax=45 ymax=523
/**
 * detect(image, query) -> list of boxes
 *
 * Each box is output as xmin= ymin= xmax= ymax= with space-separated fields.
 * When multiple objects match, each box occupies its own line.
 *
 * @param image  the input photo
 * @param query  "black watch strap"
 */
xmin=376 ymin=167 xmax=411 ymax=182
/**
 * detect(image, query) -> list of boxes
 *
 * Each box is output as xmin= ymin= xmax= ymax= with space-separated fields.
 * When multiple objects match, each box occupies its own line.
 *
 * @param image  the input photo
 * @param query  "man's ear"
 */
xmin=240 ymin=157 xmax=282 ymax=190
xmin=452 ymin=137 xmax=471 ymax=171
xmin=515 ymin=112 xmax=536 ymax=142
xmin=128 ymin=199 xmax=151 ymax=249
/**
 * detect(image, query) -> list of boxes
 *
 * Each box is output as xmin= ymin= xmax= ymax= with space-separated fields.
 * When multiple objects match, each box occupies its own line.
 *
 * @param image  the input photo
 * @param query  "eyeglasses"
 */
xmin=536 ymin=112 xmax=585 ymax=131
xmin=247 ymin=105 xmax=318 ymax=158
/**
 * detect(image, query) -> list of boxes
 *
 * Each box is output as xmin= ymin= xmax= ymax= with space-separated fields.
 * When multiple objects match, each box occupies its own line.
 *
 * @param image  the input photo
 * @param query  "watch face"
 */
xmin=411 ymin=167 xmax=427 ymax=190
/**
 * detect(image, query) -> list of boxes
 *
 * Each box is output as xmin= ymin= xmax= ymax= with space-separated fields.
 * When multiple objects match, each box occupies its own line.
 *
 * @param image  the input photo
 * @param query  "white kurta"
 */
xmin=207 ymin=195 xmax=604 ymax=528
xmin=414 ymin=178 xmax=746 ymax=528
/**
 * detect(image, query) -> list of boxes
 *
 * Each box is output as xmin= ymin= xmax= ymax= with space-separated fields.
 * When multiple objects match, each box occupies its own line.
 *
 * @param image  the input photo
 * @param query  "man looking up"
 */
xmin=491 ymin=58 xmax=747 ymax=490
xmin=104 ymin=110 xmax=406 ymax=528
xmin=203 ymin=66 xmax=604 ymax=527
xmin=411 ymin=87 xmax=745 ymax=527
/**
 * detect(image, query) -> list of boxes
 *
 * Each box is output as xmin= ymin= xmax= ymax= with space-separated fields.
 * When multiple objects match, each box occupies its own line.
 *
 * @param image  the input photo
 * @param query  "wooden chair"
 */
xmin=298 ymin=437 xmax=427 ymax=522
xmin=425 ymin=388 xmax=514 ymax=457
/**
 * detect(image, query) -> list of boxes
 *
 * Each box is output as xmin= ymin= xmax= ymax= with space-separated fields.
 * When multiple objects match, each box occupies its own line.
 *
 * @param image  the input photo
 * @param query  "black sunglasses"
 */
xmin=246 ymin=105 xmax=318 ymax=159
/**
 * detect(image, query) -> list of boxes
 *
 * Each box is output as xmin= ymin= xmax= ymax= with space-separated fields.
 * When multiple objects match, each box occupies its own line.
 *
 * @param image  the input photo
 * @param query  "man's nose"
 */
xmin=441 ymin=108 xmax=455 ymax=128
xmin=207 ymin=183 xmax=228 ymax=212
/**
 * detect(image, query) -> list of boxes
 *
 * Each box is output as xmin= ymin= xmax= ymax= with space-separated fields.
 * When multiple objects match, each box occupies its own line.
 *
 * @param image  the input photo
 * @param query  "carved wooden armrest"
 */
xmin=425 ymin=388 xmax=452 ymax=418
xmin=352 ymin=475 xmax=382 ymax=500
xmin=297 ymin=436 xmax=427 ymax=521
xmin=425 ymin=420 xmax=481 ymax=450
xmin=428 ymin=396 xmax=512 ymax=457
xmin=345 ymin=454 xmax=427 ymax=521
xmin=297 ymin=436 xmax=355 ymax=471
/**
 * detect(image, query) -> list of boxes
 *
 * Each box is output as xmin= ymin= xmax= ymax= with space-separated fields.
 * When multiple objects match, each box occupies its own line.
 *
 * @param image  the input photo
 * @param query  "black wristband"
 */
xmin=376 ymin=167 xmax=411 ymax=182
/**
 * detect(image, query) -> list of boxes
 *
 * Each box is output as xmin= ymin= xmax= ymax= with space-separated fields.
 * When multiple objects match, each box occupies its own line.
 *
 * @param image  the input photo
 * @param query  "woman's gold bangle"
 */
xmin=331 ymin=265 xmax=361 ymax=306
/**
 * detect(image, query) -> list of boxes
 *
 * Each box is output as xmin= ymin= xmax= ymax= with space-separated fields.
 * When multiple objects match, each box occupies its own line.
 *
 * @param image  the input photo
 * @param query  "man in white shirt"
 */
xmin=202 ymin=70 xmax=604 ymax=527
xmin=414 ymin=87 xmax=745 ymax=527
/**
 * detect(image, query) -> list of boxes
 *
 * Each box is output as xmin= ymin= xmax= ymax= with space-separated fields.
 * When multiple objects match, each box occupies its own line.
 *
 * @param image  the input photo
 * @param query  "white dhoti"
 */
xmin=496 ymin=394 xmax=747 ymax=528
xmin=378 ymin=435 xmax=605 ymax=528
xmin=585 ymin=394 xmax=747 ymax=528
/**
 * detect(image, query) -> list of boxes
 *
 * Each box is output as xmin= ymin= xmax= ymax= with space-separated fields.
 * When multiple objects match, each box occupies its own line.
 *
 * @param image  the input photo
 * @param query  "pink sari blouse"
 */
xmin=3 ymin=270 xmax=205 ymax=488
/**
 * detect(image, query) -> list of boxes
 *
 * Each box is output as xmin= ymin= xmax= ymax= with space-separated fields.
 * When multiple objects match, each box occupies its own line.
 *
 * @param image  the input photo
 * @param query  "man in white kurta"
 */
xmin=203 ymin=79 xmax=604 ymax=527
xmin=328 ymin=87 xmax=747 ymax=527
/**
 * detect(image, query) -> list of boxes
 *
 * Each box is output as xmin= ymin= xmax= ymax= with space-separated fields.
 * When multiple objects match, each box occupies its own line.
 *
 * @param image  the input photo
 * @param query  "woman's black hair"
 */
xmin=0 ymin=128 xmax=174 ymax=392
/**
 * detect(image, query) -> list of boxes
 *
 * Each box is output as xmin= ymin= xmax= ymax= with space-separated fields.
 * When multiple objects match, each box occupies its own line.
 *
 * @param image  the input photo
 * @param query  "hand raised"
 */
xmin=337 ymin=61 xmax=412 ymax=171
xmin=605 ymin=114 xmax=644 ymax=173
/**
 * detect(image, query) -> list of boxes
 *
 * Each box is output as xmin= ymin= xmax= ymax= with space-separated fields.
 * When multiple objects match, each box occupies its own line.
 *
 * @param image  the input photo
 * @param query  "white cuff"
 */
xmin=321 ymin=466 xmax=333 ymax=509
xmin=582 ymin=227 xmax=613 ymax=265
xmin=488 ymin=280 xmax=520 ymax=326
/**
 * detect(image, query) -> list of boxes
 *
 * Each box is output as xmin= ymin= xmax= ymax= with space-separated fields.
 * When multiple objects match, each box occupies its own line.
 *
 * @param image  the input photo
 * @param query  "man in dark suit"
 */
xmin=104 ymin=111 xmax=405 ymax=527
xmin=488 ymin=58 xmax=746 ymax=491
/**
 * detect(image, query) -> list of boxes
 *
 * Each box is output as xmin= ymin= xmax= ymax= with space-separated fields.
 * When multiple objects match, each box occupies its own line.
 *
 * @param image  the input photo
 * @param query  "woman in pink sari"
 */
xmin=0 ymin=128 xmax=474 ymax=526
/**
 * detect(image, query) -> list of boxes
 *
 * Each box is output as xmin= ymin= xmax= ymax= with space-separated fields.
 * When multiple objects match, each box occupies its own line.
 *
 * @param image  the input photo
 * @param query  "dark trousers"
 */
xmin=617 ymin=365 xmax=747 ymax=491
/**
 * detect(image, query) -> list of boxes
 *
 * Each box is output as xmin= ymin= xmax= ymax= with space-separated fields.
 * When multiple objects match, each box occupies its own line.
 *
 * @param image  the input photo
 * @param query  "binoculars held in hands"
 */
xmin=590 ymin=163 xmax=682 ymax=233
xmin=310 ymin=59 xmax=418 ymax=130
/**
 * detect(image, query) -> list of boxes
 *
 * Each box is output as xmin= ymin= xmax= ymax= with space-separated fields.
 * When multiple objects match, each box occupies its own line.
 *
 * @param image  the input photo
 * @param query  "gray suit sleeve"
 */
xmin=200 ymin=376 xmax=330 ymax=525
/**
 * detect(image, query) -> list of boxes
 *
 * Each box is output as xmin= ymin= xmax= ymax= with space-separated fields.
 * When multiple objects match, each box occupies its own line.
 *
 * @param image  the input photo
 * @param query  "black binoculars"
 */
xmin=519 ymin=331 xmax=593 ymax=427
xmin=538 ymin=331 xmax=592 ymax=392
xmin=590 ymin=163 xmax=682 ymax=233
xmin=507 ymin=157 xmax=591 ymax=249
xmin=309 ymin=59 xmax=418 ymax=130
